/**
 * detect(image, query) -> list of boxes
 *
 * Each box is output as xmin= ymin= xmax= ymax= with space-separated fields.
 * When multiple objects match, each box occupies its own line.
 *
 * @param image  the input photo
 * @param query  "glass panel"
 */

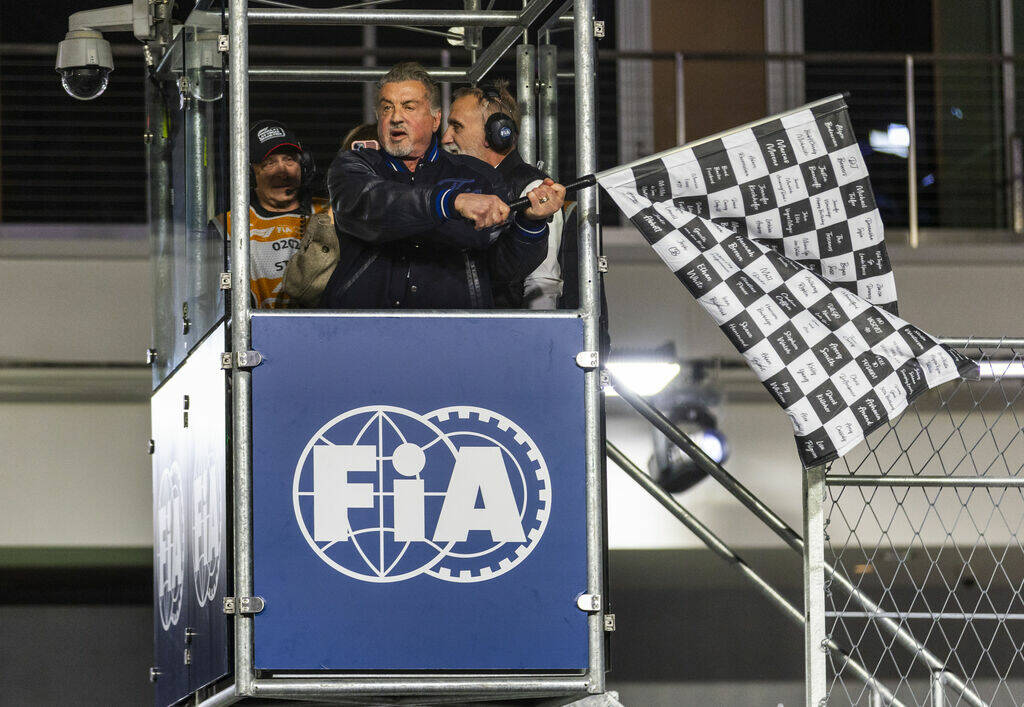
xmin=183 ymin=14 xmax=227 ymax=352
xmin=150 ymin=8 xmax=228 ymax=388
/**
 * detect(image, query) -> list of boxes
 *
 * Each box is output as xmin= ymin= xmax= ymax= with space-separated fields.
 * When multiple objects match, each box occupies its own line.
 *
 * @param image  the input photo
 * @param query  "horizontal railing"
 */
xmin=604 ymin=49 xmax=1024 ymax=243
xmin=4 ymin=42 xmax=1024 ymax=240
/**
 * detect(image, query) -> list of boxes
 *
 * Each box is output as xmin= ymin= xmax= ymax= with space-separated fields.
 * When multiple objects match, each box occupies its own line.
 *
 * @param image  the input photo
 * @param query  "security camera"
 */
xmin=56 ymin=29 xmax=113 ymax=101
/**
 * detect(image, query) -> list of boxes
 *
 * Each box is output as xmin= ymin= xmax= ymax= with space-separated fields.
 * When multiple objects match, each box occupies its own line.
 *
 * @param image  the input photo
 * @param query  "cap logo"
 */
xmin=257 ymin=126 xmax=286 ymax=143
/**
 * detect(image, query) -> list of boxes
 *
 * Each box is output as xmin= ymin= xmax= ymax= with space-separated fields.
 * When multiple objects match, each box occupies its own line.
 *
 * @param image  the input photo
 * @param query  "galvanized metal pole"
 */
xmin=247 ymin=67 xmax=468 ymax=82
xmin=674 ymin=51 xmax=685 ymax=145
xmin=361 ymin=25 xmax=376 ymax=124
xmin=249 ymin=676 xmax=590 ymax=699
xmin=826 ymin=475 xmax=1024 ymax=487
xmin=247 ymin=8 xmax=519 ymax=26
xmin=803 ymin=463 xmax=827 ymax=705
xmin=538 ymin=43 xmax=558 ymax=179
xmin=931 ymin=672 xmax=947 ymax=707
xmin=905 ymin=54 xmax=919 ymax=248
xmin=1002 ymin=0 xmax=1016 ymax=230
xmin=440 ymin=48 xmax=451 ymax=130
xmin=574 ymin=0 xmax=606 ymax=693
xmin=464 ymin=0 xmax=483 ymax=63
xmin=186 ymin=81 xmax=208 ymax=339
xmin=516 ymin=44 xmax=537 ymax=166
xmin=227 ymin=0 xmax=254 ymax=697
xmin=1011 ymin=134 xmax=1024 ymax=236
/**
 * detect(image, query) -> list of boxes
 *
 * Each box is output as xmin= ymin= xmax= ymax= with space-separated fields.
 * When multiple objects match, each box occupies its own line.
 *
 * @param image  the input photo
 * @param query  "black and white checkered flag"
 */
xmin=599 ymin=95 xmax=976 ymax=466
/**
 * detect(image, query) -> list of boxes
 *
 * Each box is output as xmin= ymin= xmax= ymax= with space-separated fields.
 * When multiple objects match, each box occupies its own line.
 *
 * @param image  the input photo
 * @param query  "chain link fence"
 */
xmin=823 ymin=339 xmax=1024 ymax=706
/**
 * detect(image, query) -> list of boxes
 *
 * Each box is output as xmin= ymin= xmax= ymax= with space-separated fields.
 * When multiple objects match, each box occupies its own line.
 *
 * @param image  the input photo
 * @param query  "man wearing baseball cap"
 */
xmin=223 ymin=119 xmax=328 ymax=308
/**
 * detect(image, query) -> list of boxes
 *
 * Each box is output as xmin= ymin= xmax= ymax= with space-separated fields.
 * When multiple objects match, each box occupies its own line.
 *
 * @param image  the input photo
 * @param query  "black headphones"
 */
xmin=251 ymin=147 xmax=319 ymax=211
xmin=481 ymin=84 xmax=518 ymax=154
xmin=297 ymin=149 xmax=318 ymax=194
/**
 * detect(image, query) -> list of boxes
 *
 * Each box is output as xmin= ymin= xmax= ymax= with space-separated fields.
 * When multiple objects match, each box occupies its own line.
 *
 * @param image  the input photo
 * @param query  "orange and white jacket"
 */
xmin=226 ymin=198 xmax=329 ymax=308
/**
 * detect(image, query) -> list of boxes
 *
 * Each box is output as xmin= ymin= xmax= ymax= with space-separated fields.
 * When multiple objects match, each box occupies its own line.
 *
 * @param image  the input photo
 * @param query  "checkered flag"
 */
xmin=605 ymin=94 xmax=898 ymax=313
xmin=598 ymin=96 xmax=976 ymax=466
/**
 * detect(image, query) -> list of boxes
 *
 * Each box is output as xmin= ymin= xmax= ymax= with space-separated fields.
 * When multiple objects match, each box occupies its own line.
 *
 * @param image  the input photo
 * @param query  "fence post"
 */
xmin=930 ymin=671 xmax=946 ymax=707
xmin=1011 ymin=133 xmax=1024 ymax=236
xmin=675 ymin=52 xmax=685 ymax=145
xmin=804 ymin=463 xmax=827 ymax=705
xmin=905 ymin=54 xmax=919 ymax=248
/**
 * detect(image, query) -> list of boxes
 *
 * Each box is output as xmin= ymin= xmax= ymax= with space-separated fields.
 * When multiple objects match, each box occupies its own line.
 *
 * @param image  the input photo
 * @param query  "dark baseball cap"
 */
xmin=249 ymin=120 xmax=302 ymax=163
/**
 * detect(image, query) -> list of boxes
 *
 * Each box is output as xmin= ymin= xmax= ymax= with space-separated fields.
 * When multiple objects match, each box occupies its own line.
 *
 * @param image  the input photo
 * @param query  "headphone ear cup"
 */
xmin=298 ymin=150 xmax=317 ymax=191
xmin=484 ymin=112 xmax=517 ymax=154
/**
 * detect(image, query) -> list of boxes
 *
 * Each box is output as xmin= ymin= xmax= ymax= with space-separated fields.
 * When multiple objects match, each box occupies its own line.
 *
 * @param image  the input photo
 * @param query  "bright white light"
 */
xmin=605 ymin=361 xmax=681 ymax=397
xmin=978 ymin=361 xmax=1024 ymax=379
xmin=888 ymin=123 xmax=910 ymax=147
xmin=692 ymin=429 xmax=727 ymax=464
xmin=869 ymin=123 xmax=910 ymax=158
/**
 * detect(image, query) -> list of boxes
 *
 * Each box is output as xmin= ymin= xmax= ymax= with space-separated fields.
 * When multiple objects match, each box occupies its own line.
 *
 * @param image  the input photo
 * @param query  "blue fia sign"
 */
xmin=251 ymin=314 xmax=589 ymax=670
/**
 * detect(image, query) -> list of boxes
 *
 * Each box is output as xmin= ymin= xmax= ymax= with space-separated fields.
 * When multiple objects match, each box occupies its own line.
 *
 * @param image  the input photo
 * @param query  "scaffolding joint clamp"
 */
xmin=603 ymin=613 xmax=616 ymax=631
xmin=575 ymin=351 xmax=599 ymax=370
xmin=597 ymin=255 xmax=608 ymax=273
xmin=576 ymin=593 xmax=601 ymax=612
xmin=219 ymin=272 xmax=231 ymax=290
xmin=221 ymin=350 xmax=263 ymax=371
xmin=217 ymin=34 xmax=229 ymax=52
xmin=224 ymin=596 xmax=265 ymax=615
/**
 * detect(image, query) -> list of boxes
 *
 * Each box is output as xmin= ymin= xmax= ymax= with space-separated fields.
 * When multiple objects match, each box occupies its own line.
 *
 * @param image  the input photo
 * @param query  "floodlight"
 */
xmin=648 ymin=402 xmax=729 ymax=494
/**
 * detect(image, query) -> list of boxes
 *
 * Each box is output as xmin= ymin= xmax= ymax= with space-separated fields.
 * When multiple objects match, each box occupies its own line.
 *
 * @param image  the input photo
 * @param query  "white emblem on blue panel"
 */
xmin=292 ymin=405 xmax=551 ymax=583
xmin=192 ymin=451 xmax=222 ymax=607
xmin=157 ymin=462 xmax=185 ymax=631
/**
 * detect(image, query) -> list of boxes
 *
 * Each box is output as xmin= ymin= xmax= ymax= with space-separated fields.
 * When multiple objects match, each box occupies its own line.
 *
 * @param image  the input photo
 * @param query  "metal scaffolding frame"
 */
xmin=145 ymin=2 xmax=1021 ymax=704
xmin=140 ymin=1 xmax=606 ymax=704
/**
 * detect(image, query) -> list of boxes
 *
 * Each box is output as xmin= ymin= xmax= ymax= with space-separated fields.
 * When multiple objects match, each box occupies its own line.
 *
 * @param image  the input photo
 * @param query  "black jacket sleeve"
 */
xmin=328 ymin=149 xmax=491 ymax=251
xmin=487 ymin=215 xmax=549 ymax=288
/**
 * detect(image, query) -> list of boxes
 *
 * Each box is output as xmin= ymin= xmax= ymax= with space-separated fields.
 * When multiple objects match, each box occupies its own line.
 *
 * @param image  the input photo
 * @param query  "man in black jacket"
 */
xmin=321 ymin=62 xmax=563 ymax=309
xmin=442 ymin=80 xmax=566 ymax=308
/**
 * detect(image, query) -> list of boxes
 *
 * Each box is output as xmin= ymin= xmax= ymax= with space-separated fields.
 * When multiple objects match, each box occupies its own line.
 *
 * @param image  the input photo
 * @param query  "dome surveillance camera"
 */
xmin=55 ymin=29 xmax=113 ymax=100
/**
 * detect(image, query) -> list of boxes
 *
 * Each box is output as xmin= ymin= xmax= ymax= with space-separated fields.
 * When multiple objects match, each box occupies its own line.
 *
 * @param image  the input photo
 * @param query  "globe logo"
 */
xmin=292 ymin=405 xmax=550 ymax=583
xmin=157 ymin=462 xmax=184 ymax=631
xmin=192 ymin=451 xmax=222 ymax=607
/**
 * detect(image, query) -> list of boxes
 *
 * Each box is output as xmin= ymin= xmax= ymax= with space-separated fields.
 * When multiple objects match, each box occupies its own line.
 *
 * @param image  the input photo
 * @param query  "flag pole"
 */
xmin=508 ymin=92 xmax=847 ymax=212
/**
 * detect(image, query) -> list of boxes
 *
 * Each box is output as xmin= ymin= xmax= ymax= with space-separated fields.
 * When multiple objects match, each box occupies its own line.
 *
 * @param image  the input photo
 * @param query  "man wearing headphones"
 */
xmin=321 ymin=62 xmax=559 ymax=310
xmin=226 ymin=119 xmax=328 ymax=308
xmin=442 ymin=81 xmax=566 ymax=309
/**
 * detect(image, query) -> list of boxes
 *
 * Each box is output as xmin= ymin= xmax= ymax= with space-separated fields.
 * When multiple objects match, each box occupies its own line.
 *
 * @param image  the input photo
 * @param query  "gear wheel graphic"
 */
xmin=423 ymin=406 xmax=551 ymax=582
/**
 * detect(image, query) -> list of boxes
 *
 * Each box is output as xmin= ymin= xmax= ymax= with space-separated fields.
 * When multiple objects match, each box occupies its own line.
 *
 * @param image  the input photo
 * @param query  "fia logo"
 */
xmin=292 ymin=405 xmax=550 ymax=583
xmin=157 ymin=463 xmax=184 ymax=631
xmin=192 ymin=452 xmax=222 ymax=607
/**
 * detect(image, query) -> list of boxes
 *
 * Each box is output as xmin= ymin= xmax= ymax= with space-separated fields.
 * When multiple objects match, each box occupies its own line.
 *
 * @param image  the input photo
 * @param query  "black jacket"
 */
xmin=320 ymin=137 xmax=549 ymax=309
xmin=492 ymin=152 xmax=551 ymax=308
